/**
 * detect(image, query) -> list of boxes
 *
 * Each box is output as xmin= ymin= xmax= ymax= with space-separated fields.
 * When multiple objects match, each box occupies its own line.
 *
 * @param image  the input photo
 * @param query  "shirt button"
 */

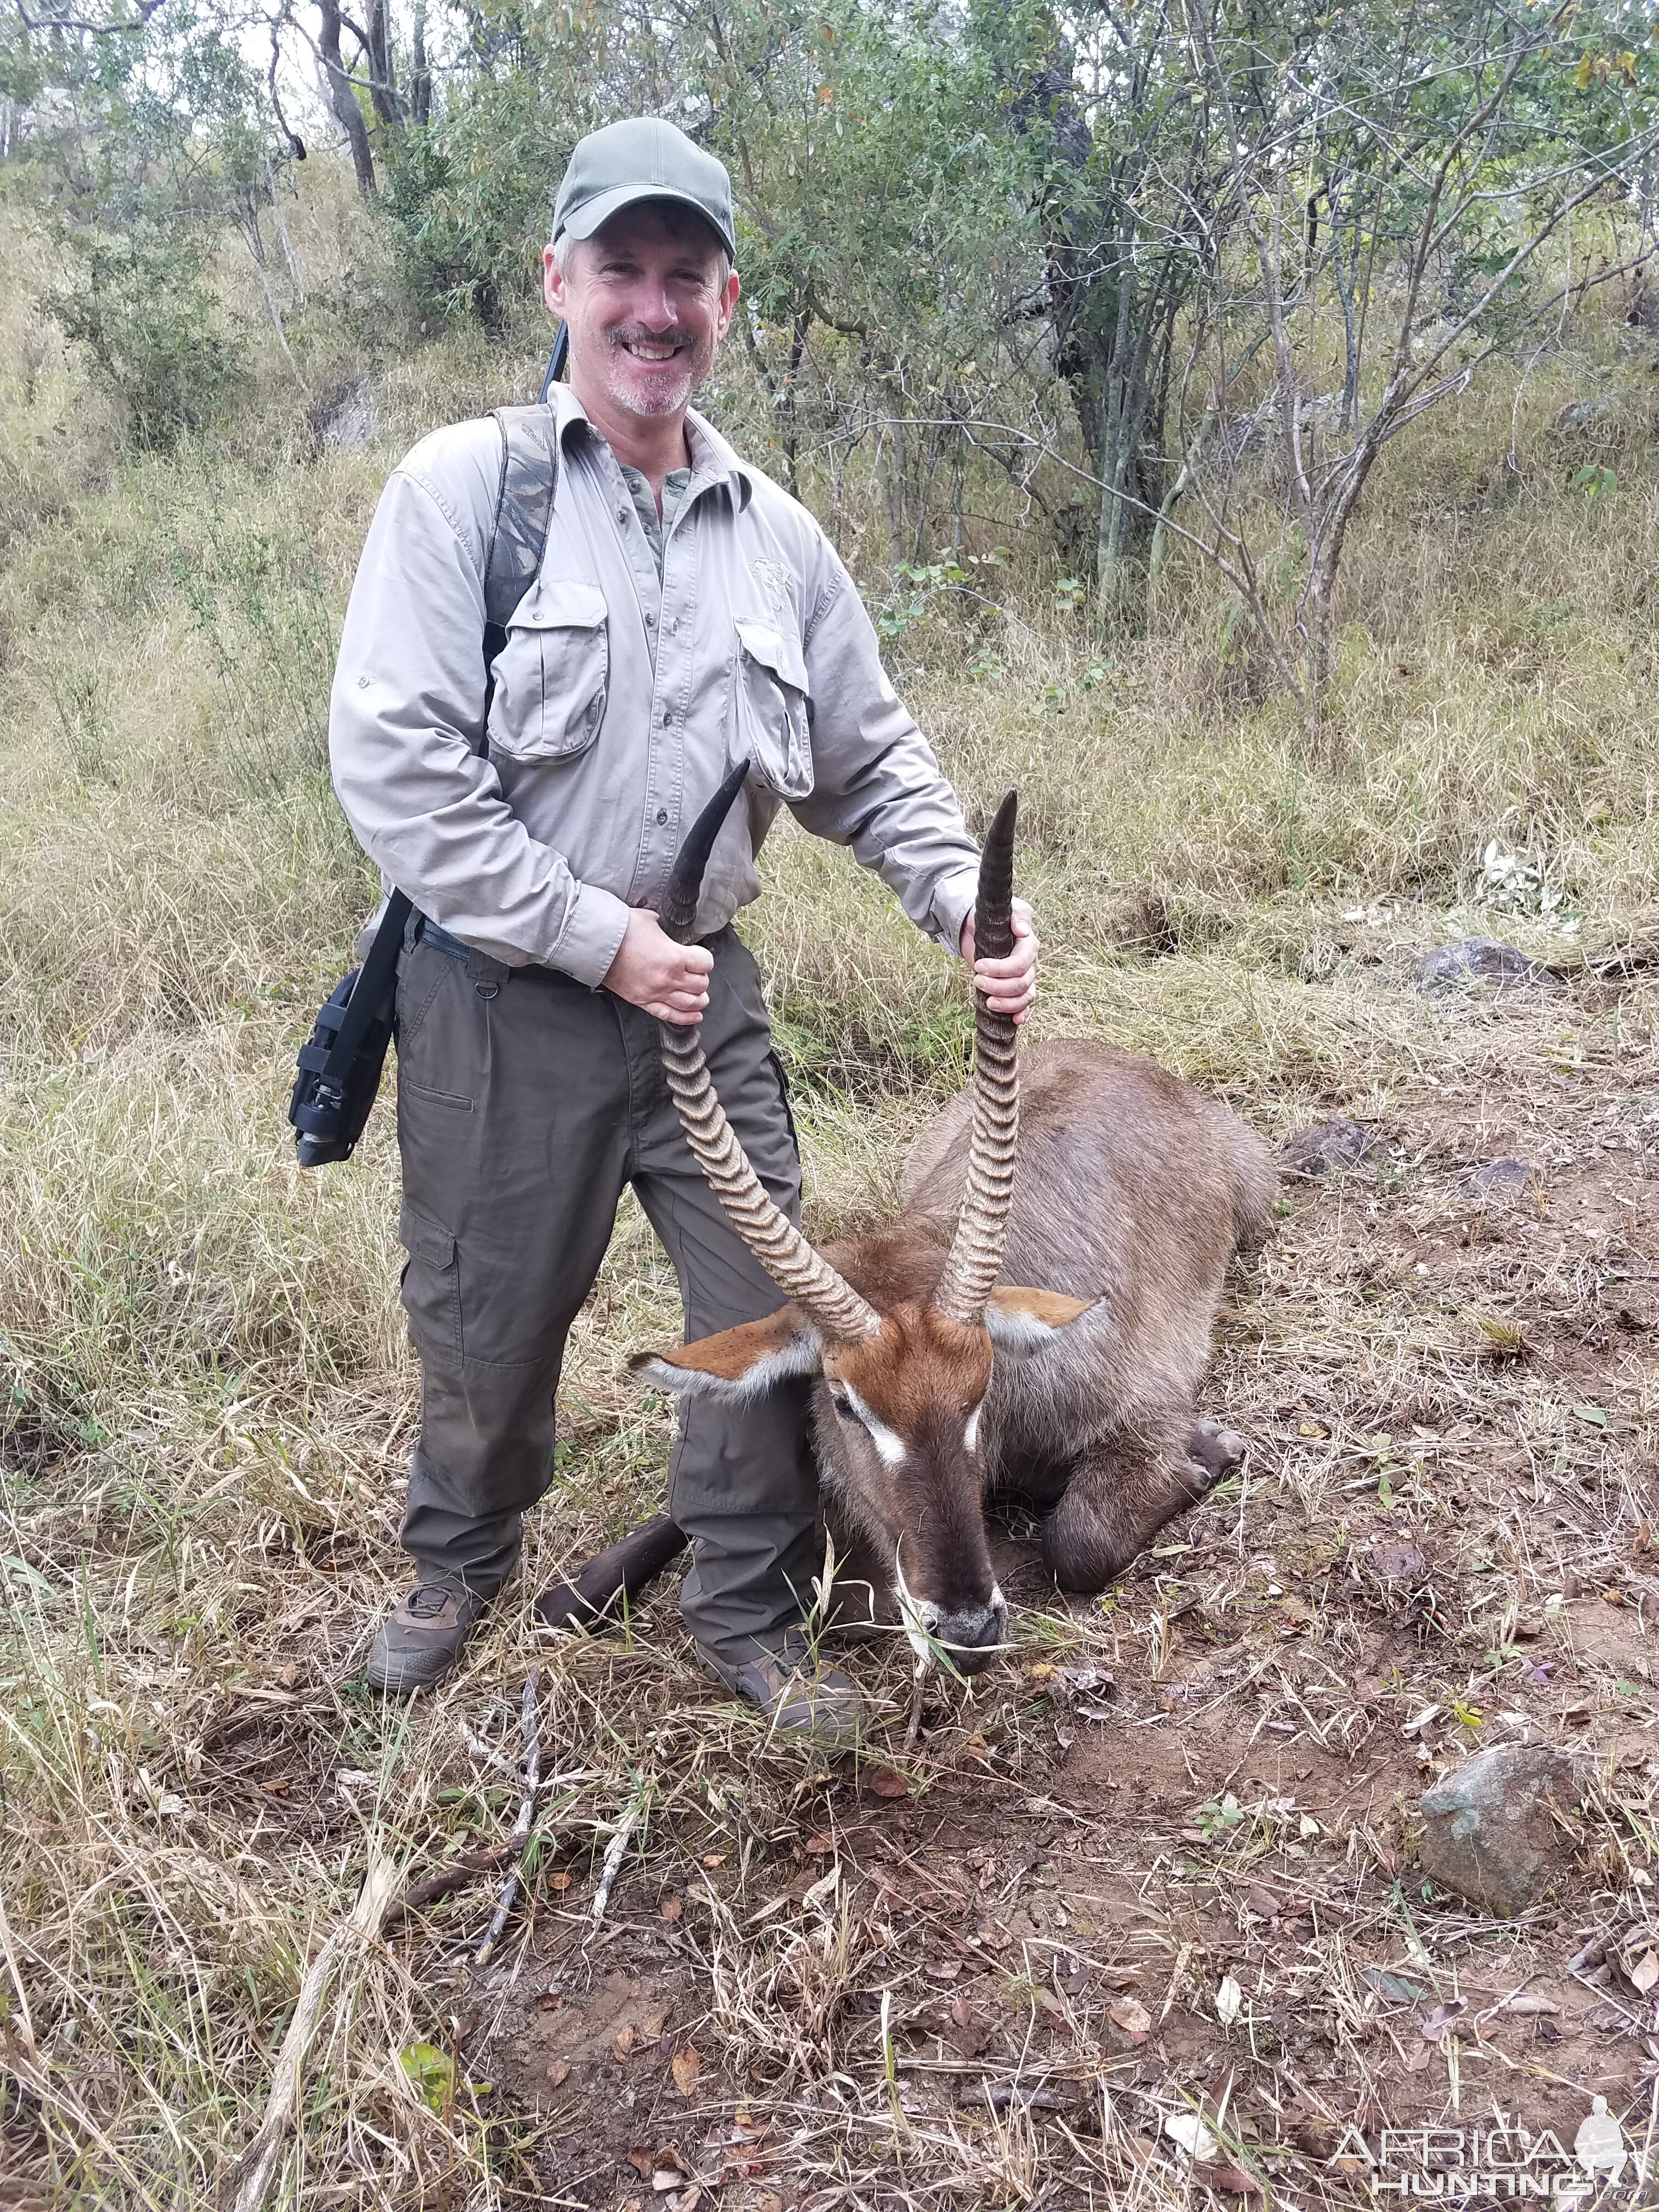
xmin=617 ymin=507 xmax=629 ymax=526
xmin=656 ymin=808 xmax=669 ymax=825
xmin=645 ymin=611 xmax=656 ymax=627
xmin=357 ymin=675 xmax=369 ymax=689
xmin=661 ymin=708 xmax=672 ymax=725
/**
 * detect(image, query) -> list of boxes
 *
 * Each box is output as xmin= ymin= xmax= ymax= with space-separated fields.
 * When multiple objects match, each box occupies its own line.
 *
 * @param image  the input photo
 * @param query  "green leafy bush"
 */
xmin=50 ymin=224 xmax=233 ymax=447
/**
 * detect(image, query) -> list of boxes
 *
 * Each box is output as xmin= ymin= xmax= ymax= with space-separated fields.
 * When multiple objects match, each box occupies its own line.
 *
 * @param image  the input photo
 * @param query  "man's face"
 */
xmin=544 ymin=204 xmax=739 ymax=425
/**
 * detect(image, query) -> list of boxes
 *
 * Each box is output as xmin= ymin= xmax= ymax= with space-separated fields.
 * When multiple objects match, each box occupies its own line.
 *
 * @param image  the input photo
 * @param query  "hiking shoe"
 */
xmin=698 ymin=1627 xmax=866 ymax=1752
xmin=365 ymin=1581 xmax=491 ymax=1695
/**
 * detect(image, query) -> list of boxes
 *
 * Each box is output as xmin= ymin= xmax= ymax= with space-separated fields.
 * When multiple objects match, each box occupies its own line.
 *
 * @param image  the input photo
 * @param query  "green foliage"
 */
xmin=49 ymin=223 xmax=233 ymax=447
xmin=12 ymin=0 xmax=280 ymax=445
xmin=381 ymin=31 xmax=599 ymax=330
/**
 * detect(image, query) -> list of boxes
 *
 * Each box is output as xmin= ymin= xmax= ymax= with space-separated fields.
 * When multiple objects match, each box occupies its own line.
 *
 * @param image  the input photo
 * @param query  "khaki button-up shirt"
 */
xmin=329 ymin=386 xmax=981 ymax=988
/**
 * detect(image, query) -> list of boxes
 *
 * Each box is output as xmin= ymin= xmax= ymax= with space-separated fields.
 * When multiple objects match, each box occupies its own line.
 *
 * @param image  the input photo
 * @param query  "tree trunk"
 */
xmin=366 ymin=0 xmax=401 ymax=130
xmin=411 ymin=0 xmax=432 ymax=126
xmin=780 ymin=310 xmax=807 ymax=500
xmin=317 ymin=0 xmax=375 ymax=197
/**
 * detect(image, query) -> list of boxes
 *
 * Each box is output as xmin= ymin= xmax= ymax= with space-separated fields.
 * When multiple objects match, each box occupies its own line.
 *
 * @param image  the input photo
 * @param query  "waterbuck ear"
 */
xmin=985 ymin=1285 xmax=1094 ymax=1355
xmin=629 ymin=1308 xmax=823 ymax=1402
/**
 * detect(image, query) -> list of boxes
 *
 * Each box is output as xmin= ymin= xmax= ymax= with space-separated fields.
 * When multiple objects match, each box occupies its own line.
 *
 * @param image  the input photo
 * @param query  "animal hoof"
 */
xmin=1188 ymin=1417 xmax=1246 ymax=1481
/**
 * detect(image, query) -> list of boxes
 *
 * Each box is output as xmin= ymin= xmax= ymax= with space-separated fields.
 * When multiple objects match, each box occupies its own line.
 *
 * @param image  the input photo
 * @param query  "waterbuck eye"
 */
xmin=829 ymin=1392 xmax=854 ymax=1419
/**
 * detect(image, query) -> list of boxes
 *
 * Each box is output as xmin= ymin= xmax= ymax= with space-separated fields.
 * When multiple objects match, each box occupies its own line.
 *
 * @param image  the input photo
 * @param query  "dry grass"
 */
xmin=1 ymin=164 xmax=1657 ymax=2207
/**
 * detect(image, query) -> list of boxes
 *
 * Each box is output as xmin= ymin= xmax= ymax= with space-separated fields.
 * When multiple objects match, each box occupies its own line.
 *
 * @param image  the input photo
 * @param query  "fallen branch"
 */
xmin=591 ymin=1769 xmax=648 ymax=1923
xmin=475 ymin=1669 xmax=541 ymax=1967
xmin=225 ymin=1846 xmax=399 ymax=2212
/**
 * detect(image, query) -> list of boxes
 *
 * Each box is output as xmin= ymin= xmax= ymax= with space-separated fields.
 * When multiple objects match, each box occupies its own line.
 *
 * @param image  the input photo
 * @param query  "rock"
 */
xmin=1455 ymin=1157 xmax=1540 ymax=1201
xmin=1413 ymin=939 xmax=1550 ymax=994
xmin=1280 ymin=1117 xmax=1377 ymax=1176
xmin=1555 ymin=396 xmax=1624 ymax=438
xmin=1369 ymin=1541 xmax=1426 ymax=1584
xmin=310 ymin=378 xmax=380 ymax=455
xmin=1418 ymin=1745 xmax=1587 ymax=1916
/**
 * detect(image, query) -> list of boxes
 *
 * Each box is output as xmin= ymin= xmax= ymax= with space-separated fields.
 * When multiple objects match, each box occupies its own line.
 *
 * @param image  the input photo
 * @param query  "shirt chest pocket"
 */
xmin=735 ymin=619 xmax=813 ymax=800
xmin=490 ymin=580 xmax=610 ymax=762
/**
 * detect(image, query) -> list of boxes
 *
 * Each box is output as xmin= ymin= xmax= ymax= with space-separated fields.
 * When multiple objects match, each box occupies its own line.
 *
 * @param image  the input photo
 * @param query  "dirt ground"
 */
xmin=337 ymin=961 xmax=1659 ymax=2210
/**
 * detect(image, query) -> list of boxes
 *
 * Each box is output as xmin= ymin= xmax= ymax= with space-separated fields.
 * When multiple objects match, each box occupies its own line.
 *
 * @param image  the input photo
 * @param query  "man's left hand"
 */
xmin=961 ymin=897 xmax=1037 ymax=1023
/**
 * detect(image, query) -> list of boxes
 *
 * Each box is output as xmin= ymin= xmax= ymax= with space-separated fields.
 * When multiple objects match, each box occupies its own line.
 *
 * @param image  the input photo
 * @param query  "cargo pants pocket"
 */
xmin=397 ymin=1201 xmax=460 ymax=1357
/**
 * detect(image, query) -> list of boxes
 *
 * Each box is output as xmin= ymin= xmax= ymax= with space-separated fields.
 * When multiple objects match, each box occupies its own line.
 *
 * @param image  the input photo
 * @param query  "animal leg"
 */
xmin=1187 ymin=1415 xmax=1246 ymax=1481
xmin=1041 ymin=1431 xmax=1210 ymax=1595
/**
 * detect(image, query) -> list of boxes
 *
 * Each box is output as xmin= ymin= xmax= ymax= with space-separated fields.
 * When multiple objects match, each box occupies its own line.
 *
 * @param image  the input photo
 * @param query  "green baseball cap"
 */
xmin=553 ymin=118 xmax=737 ymax=263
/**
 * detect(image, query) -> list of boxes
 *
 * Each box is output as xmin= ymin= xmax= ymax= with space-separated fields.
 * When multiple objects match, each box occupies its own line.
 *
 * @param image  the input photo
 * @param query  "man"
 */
xmin=329 ymin=116 xmax=1037 ymax=1740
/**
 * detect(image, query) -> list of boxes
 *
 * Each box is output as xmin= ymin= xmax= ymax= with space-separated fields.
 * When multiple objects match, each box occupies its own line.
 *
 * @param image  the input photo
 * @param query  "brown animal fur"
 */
xmin=636 ymin=1038 xmax=1275 ymax=1673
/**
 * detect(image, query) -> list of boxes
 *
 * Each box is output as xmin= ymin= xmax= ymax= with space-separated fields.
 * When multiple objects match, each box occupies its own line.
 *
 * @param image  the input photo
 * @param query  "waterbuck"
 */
xmin=603 ymin=771 xmax=1275 ymax=1675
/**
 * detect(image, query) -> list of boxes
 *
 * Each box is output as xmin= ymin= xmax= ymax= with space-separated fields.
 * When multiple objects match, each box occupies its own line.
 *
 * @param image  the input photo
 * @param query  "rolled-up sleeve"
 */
xmin=792 ymin=552 xmax=981 ymax=952
xmin=328 ymin=445 xmax=630 ymax=987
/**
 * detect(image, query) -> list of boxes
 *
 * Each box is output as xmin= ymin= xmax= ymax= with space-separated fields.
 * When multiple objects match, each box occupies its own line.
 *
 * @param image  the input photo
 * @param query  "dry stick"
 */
xmin=475 ymin=1669 xmax=541 ymax=1968
xmin=901 ymin=1672 xmax=928 ymax=1755
xmin=591 ymin=1769 xmax=648 ymax=1923
xmin=227 ymin=1847 xmax=399 ymax=2212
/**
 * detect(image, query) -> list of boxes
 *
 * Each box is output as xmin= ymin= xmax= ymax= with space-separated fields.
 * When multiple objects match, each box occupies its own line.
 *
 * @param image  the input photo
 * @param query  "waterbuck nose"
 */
xmin=935 ymin=1604 xmax=1005 ymax=1673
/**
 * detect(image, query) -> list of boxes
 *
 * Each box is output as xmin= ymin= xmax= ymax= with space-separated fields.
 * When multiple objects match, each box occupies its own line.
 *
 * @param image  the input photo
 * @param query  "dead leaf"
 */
xmin=545 ymin=2059 xmax=570 ymax=2086
xmin=670 ymin=2046 xmax=701 ymax=2096
xmin=1164 ymin=2111 xmax=1220 ymax=2163
xmin=1628 ymin=1948 xmax=1659 ymax=1994
xmin=651 ymin=2172 xmax=683 ymax=2194
xmin=642 ymin=2006 xmax=670 ymax=2040
xmin=548 ymin=1870 xmax=573 ymax=1893
xmin=1210 ymin=2170 xmax=1261 ymax=2198
xmin=1216 ymin=1973 xmax=1243 ymax=2027
xmin=757 ymin=2194 xmax=785 ymax=2212
xmin=804 ymin=1831 xmax=834 ymax=1857
xmin=701 ymin=1852 xmax=727 ymax=1869
xmin=865 ymin=1764 xmax=911 ymax=1799
xmin=1419 ymin=1998 xmax=1469 ymax=2039
xmin=1494 ymin=1993 xmax=1560 ymax=2016
xmin=613 ymin=2024 xmax=637 ymax=2062
xmin=945 ymin=1994 xmax=993 ymax=2058
xmin=1109 ymin=1996 xmax=1152 ymax=2041
xmin=678 ymin=2190 xmax=703 ymax=2212
xmin=660 ymin=1893 xmax=683 ymax=1923
xmin=627 ymin=2149 xmax=655 ymax=2180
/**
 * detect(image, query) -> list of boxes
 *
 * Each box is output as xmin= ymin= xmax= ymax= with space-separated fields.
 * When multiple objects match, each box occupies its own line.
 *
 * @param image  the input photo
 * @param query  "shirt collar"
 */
xmin=549 ymin=382 xmax=753 ymax=511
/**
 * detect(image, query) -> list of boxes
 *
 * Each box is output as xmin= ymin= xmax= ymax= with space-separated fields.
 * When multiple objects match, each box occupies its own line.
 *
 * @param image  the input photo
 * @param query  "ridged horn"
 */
xmin=932 ymin=790 xmax=1020 ymax=1327
xmin=659 ymin=757 xmax=753 ymax=945
xmin=656 ymin=765 xmax=881 ymax=1344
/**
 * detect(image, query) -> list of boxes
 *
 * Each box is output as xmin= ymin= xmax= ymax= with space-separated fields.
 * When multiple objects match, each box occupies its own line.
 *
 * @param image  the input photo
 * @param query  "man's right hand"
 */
xmin=602 ymin=908 xmax=714 ymax=1024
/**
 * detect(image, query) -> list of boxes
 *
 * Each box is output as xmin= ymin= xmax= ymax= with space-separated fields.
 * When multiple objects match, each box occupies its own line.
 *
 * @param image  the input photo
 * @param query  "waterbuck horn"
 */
xmin=932 ymin=789 xmax=1020 ymax=1326
xmin=659 ymin=757 xmax=752 ymax=945
xmin=656 ymin=763 xmax=881 ymax=1344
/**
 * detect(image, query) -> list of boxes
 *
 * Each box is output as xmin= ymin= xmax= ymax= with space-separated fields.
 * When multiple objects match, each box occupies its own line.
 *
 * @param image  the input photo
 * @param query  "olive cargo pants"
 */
xmin=391 ymin=921 xmax=819 ymax=1664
